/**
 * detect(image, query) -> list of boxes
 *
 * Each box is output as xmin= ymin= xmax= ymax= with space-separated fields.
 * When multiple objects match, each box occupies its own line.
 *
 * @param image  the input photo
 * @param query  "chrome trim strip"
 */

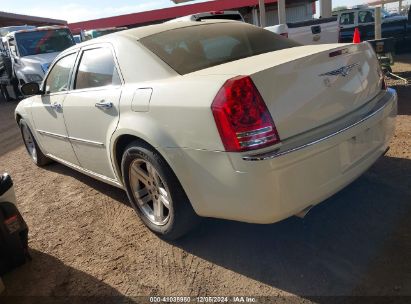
xmin=37 ymin=130 xmax=67 ymax=140
xmin=236 ymin=126 xmax=273 ymax=139
xmin=37 ymin=130 xmax=105 ymax=147
xmin=69 ymin=136 xmax=105 ymax=147
xmin=46 ymin=154 xmax=123 ymax=189
xmin=239 ymin=135 xmax=276 ymax=148
xmin=243 ymin=90 xmax=395 ymax=161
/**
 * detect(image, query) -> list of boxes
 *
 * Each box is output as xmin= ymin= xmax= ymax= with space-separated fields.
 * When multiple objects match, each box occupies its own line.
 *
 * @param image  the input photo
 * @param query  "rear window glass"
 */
xmin=140 ymin=23 xmax=300 ymax=75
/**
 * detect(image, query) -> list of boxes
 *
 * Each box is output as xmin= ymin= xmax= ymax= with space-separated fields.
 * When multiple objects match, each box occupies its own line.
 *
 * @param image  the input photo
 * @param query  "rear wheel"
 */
xmin=19 ymin=119 xmax=51 ymax=166
xmin=121 ymin=142 xmax=199 ymax=240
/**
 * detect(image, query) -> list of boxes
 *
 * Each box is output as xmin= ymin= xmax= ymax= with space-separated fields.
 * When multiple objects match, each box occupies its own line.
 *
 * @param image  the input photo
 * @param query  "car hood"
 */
xmin=21 ymin=52 xmax=59 ymax=64
xmin=20 ymin=52 xmax=60 ymax=70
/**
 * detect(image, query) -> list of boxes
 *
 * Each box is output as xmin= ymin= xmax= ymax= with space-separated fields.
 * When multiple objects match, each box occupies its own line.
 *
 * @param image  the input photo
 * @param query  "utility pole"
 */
xmin=258 ymin=0 xmax=266 ymax=27
xmin=375 ymin=6 xmax=382 ymax=39
xmin=278 ymin=0 xmax=286 ymax=24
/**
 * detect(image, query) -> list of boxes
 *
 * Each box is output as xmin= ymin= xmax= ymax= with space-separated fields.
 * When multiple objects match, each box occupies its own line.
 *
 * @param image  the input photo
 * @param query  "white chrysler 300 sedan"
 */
xmin=15 ymin=20 xmax=397 ymax=239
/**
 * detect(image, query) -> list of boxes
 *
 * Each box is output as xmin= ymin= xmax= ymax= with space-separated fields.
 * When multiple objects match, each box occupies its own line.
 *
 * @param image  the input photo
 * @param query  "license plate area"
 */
xmin=339 ymin=122 xmax=384 ymax=172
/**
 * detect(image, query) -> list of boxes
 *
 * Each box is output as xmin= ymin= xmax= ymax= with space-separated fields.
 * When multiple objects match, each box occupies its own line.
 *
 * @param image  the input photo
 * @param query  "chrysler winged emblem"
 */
xmin=319 ymin=63 xmax=359 ymax=77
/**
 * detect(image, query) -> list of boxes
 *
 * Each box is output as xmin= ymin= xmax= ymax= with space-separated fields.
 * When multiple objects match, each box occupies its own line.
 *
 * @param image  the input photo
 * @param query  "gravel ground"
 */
xmin=0 ymin=54 xmax=410 ymax=300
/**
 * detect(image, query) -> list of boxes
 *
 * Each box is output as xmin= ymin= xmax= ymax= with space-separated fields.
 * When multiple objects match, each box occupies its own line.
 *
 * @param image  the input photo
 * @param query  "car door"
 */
xmin=358 ymin=10 xmax=375 ymax=41
xmin=30 ymin=51 xmax=80 ymax=165
xmin=62 ymin=44 xmax=122 ymax=180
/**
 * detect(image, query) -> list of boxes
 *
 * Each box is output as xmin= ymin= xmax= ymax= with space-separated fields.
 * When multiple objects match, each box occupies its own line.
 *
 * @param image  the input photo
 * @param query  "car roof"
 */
xmin=58 ymin=20 xmax=241 ymax=57
xmin=116 ymin=19 xmax=237 ymax=40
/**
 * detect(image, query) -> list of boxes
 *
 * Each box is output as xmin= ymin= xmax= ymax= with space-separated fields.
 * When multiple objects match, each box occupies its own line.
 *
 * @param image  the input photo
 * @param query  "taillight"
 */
xmin=211 ymin=76 xmax=280 ymax=152
xmin=280 ymin=33 xmax=289 ymax=38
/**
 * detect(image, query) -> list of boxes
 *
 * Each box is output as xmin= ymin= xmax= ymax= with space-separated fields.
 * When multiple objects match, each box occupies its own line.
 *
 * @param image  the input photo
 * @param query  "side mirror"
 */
xmin=21 ymin=82 xmax=41 ymax=96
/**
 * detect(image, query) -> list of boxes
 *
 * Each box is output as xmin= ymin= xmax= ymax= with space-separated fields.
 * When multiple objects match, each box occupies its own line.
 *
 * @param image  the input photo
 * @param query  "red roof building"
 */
xmin=69 ymin=0 xmax=316 ymax=34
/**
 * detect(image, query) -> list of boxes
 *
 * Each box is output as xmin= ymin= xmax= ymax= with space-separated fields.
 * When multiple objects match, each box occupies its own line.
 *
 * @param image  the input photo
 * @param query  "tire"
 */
xmin=19 ymin=119 xmax=51 ymax=166
xmin=121 ymin=142 xmax=199 ymax=240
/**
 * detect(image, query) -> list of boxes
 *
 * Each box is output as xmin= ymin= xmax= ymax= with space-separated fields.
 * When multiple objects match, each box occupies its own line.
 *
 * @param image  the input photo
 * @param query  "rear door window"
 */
xmin=358 ymin=11 xmax=374 ymax=23
xmin=74 ymin=47 xmax=121 ymax=90
xmin=340 ymin=12 xmax=355 ymax=25
xmin=140 ymin=22 xmax=300 ymax=75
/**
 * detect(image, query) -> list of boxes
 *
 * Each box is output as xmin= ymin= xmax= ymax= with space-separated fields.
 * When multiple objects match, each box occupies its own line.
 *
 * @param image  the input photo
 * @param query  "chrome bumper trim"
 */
xmin=243 ymin=89 xmax=396 ymax=161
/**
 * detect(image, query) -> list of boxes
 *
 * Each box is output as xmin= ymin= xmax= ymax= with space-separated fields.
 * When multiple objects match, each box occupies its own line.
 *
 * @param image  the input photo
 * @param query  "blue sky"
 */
xmin=2 ymin=0 xmax=408 ymax=23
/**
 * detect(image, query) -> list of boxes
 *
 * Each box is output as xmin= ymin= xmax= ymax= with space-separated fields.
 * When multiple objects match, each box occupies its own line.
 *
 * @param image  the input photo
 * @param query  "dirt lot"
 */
xmin=0 ymin=54 xmax=410 ymax=301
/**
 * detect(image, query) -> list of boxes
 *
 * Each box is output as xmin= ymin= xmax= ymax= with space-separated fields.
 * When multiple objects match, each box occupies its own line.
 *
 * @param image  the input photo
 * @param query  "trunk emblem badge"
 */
xmin=319 ymin=63 xmax=359 ymax=78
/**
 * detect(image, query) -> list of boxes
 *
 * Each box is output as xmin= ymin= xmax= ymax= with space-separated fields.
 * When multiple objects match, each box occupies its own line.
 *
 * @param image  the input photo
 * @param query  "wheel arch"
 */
xmin=111 ymin=131 xmax=173 ymax=182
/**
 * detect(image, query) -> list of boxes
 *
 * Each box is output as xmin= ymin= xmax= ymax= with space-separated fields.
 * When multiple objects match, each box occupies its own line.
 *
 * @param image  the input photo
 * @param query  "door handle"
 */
xmin=51 ymin=103 xmax=62 ymax=110
xmin=95 ymin=101 xmax=113 ymax=110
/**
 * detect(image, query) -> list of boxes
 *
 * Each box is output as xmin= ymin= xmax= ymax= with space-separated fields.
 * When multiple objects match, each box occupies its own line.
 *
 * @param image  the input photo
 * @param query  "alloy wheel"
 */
xmin=129 ymin=159 xmax=171 ymax=226
xmin=21 ymin=125 xmax=37 ymax=162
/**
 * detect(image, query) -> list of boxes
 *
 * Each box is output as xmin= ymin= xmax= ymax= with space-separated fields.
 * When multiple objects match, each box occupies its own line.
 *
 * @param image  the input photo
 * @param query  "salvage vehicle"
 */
xmin=15 ymin=21 xmax=397 ymax=239
xmin=0 ymin=26 xmax=75 ymax=100
xmin=82 ymin=27 xmax=128 ymax=41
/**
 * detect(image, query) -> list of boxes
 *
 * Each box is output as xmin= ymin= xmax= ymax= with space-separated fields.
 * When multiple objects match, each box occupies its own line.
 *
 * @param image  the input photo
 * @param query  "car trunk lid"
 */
xmin=193 ymin=42 xmax=383 ymax=140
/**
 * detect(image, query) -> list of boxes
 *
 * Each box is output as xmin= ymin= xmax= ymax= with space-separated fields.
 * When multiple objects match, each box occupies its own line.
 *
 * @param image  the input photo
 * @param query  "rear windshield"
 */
xmin=140 ymin=22 xmax=300 ymax=75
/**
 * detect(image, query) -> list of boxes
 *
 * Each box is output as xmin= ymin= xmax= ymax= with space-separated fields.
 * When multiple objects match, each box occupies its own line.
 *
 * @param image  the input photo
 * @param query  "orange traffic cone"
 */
xmin=353 ymin=28 xmax=361 ymax=44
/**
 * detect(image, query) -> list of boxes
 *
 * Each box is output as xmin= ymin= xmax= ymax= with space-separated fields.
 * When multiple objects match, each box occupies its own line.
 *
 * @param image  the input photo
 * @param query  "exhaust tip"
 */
xmin=295 ymin=205 xmax=314 ymax=219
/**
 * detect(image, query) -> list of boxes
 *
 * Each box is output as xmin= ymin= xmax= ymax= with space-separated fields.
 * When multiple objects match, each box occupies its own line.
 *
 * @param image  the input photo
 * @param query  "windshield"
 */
xmin=140 ymin=23 xmax=300 ymax=75
xmin=15 ymin=29 xmax=75 ymax=57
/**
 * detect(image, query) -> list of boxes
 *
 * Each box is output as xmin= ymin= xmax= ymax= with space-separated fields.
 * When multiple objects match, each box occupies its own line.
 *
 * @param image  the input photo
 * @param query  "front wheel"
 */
xmin=121 ymin=142 xmax=199 ymax=240
xmin=19 ymin=119 xmax=51 ymax=166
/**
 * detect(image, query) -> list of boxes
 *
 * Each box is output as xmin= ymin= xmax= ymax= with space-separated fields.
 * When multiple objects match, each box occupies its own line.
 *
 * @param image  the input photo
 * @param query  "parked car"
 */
xmin=167 ymin=10 xmax=244 ymax=22
xmin=334 ymin=6 xmax=411 ymax=44
xmin=265 ymin=17 xmax=339 ymax=44
xmin=0 ymin=173 xmax=29 ymax=275
xmin=82 ymin=27 xmax=128 ymax=41
xmin=15 ymin=20 xmax=397 ymax=239
xmin=0 ymin=26 xmax=76 ymax=100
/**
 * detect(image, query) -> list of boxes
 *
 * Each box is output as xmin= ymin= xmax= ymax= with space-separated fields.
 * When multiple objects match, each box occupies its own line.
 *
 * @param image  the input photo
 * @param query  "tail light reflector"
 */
xmin=211 ymin=76 xmax=280 ymax=152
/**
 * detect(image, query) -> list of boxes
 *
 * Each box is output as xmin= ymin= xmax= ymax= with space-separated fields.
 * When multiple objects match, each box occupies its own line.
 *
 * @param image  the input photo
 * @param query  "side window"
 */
xmin=75 ymin=48 xmax=121 ymax=90
xmin=8 ymin=38 xmax=17 ymax=57
xmin=340 ymin=13 xmax=355 ymax=25
xmin=45 ymin=53 xmax=77 ymax=94
xmin=358 ymin=11 xmax=374 ymax=24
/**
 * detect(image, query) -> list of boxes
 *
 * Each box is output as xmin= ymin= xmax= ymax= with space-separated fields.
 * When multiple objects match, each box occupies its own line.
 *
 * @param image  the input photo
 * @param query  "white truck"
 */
xmin=0 ymin=26 xmax=75 ymax=101
xmin=265 ymin=6 xmax=411 ymax=46
xmin=265 ymin=17 xmax=339 ymax=45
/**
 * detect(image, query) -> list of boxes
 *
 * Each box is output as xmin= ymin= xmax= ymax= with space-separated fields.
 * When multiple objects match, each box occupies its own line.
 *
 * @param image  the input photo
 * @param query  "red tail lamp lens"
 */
xmin=211 ymin=76 xmax=280 ymax=152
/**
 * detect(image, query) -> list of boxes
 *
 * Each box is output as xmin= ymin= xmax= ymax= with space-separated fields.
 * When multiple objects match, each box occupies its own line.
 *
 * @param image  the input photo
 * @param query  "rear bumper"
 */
xmin=164 ymin=89 xmax=397 ymax=224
